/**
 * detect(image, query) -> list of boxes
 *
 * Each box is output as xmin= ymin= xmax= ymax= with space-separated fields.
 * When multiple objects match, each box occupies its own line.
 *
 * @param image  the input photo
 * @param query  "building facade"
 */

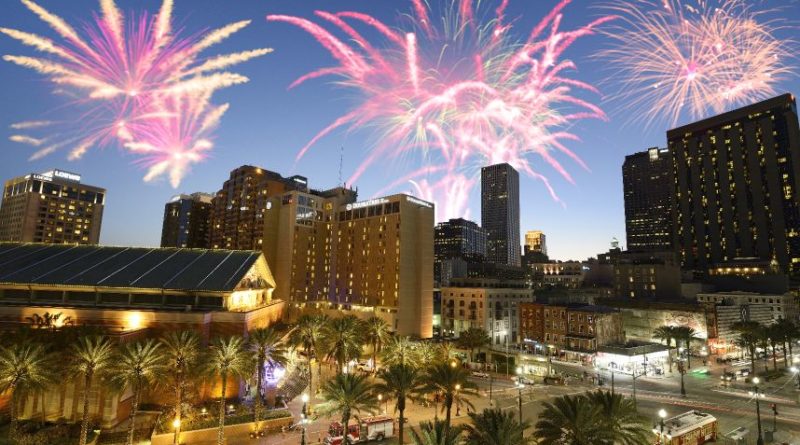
xmin=0 ymin=169 xmax=105 ymax=244
xmin=160 ymin=192 xmax=213 ymax=248
xmin=481 ymin=163 xmax=521 ymax=266
xmin=605 ymin=300 xmax=712 ymax=345
xmin=623 ymin=147 xmax=673 ymax=252
xmin=528 ymin=261 xmax=586 ymax=289
xmin=441 ymin=278 xmax=533 ymax=345
xmin=697 ymin=291 xmax=799 ymax=323
xmin=524 ymin=230 xmax=547 ymax=256
xmin=263 ymin=191 xmax=434 ymax=338
xmin=668 ymin=94 xmax=800 ymax=276
xmin=434 ymin=218 xmax=487 ymax=286
xmin=209 ymin=165 xmax=308 ymax=250
xmin=613 ymin=255 xmax=681 ymax=300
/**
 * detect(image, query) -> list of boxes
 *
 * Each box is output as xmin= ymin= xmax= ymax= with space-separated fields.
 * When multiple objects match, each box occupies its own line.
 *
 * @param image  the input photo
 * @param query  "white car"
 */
xmin=471 ymin=371 xmax=490 ymax=379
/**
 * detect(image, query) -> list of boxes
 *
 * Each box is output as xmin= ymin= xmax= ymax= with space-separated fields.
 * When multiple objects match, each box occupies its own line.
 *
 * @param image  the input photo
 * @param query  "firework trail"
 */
xmin=2 ymin=0 xmax=270 ymax=186
xmin=601 ymin=0 xmax=794 ymax=128
xmin=267 ymin=0 xmax=612 ymax=221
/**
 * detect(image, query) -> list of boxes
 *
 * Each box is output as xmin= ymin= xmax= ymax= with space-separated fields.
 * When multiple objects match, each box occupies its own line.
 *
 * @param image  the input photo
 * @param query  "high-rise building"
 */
xmin=0 ymin=169 xmax=105 ymax=244
xmin=481 ymin=163 xmax=521 ymax=266
xmin=524 ymin=230 xmax=547 ymax=256
xmin=668 ymin=94 xmax=800 ymax=276
xmin=160 ymin=192 xmax=213 ymax=248
xmin=434 ymin=218 xmax=486 ymax=286
xmin=623 ymin=147 xmax=674 ymax=252
xmin=209 ymin=165 xmax=308 ymax=250
xmin=263 ymin=191 xmax=434 ymax=338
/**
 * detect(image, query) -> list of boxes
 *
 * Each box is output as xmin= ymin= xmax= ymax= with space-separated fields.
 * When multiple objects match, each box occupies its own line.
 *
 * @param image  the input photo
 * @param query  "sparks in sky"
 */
xmin=601 ymin=0 xmax=794 ymax=128
xmin=1 ymin=0 xmax=270 ymax=186
xmin=268 ymin=0 xmax=612 ymax=221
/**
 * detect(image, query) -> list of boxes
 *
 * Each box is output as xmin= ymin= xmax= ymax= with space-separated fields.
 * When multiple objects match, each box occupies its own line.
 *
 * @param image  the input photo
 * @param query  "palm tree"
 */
xmin=382 ymin=337 xmax=417 ymax=368
xmin=464 ymin=408 xmax=529 ymax=445
xmin=420 ymin=362 xmax=478 ymax=429
xmin=364 ymin=317 xmax=391 ymax=372
xmin=732 ymin=321 xmax=762 ymax=374
xmin=534 ymin=394 xmax=603 ymax=445
xmin=0 ymin=342 xmax=53 ymax=439
xmin=766 ymin=324 xmax=783 ymax=371
xmin=653 ymin=325 xmax=676 ymax=372
xmin=457 ymin=327 xmax=491 ymax=363
xmin=206 ymin=336 xmax=252 ymax=445
xmin=325 ymin=316 xmax=363 ymax=373
xmin=774 ymin=318 xmax=796 ymax=367
xmin=160 ymin=331 xmax=201 ymax=445
xmin=317 ymin=373 xmax=378 ymax=444
xmin=291 ymin=314 xmax=328 ymax=395
xmin=374 ymin=364 xmax=424 ymax=445
xmin=110 ymin=339 xmax=166 ymax=445
xmin=757 ymin=332 xmax=770 ymax=373
xmin=586 ymin=391 xmax=649 ymax=445
xmin=409 ymin=420 xmax=464 ymax=445
xmin=672 ymin=326 xmax=700 ymax=369
xmin=71 ymin=336 xmax=115 ymax=445
xmin=248 ymin=327 xmax=288 ymax=421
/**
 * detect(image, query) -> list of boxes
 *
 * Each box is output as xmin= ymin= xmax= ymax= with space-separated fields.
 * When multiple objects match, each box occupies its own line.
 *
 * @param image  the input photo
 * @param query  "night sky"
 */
xmin=1 ymin=0 xmax=798 ymax=260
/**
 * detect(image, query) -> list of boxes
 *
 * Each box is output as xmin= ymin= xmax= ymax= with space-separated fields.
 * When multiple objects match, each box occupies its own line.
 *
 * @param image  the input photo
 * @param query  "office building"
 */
xmin=527 ymin=261 xmax=586 ymax=289
xmin=209 ymin=165 xmax=308 ymax=250
xmin=481 ymin=163 xmax=521 ymax=266
xmin=613 ymin=253 xmax=681 ymax=300
xmin=622 ymin=147 xmax=673 ymax=252
xmin=668 ymin=94 xmax=800 ymax=276
xmin=0 ymin=169 xmax=105 ymax=244
xmin=264 ymin=191 xmax=434 ymax=338
xmin=434 ymin=218 xmax=487 ymax=286
xmin=524 ymin=230 xmax=547 ymax=256
xmin=160 ymin=192 xmax=213 ymax=248
xmin=441 ymin=278 xmax=533 ymax=345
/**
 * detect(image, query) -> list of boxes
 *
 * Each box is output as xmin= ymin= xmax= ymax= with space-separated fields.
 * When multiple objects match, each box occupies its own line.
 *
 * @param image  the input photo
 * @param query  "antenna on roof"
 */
xmin=338 ymin=146 xmax=344 ymax=187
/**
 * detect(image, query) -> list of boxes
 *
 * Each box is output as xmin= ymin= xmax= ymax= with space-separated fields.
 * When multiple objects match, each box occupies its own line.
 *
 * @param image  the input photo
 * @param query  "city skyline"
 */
xmin=1 ymin=0 xmax=799 ymax=261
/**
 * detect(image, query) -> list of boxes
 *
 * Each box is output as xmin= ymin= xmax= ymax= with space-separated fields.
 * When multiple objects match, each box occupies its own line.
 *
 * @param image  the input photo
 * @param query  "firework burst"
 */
xmin=601 ymin=0 xmax=795 ymax=128
xmin=2 ymin=0 xmax=270 ymax=186
xmin=268 ymin=0 xmax=612 ymax=220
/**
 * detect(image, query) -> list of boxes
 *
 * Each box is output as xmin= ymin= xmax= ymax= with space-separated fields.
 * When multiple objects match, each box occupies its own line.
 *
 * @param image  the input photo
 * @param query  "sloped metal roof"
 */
xmin=0 ymin=243 xmax=262 ymax=292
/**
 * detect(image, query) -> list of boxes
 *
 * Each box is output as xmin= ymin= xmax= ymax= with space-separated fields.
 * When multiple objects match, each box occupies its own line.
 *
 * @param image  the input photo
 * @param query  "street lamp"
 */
xmin=516 ymin=382 xmax=524 ymax=424
xmin=677 ymin=361 xmax=687 ymax=396
xmin=454 ymin=384 xmax=461 ymax=416
xmin=172 ymin=418 xmax=181 ymax=445
xmin=654 ymin=409 xmax=667 ymax=445
xmin=301 ymin=393 xmax=310 ymax=445
xmin=791 ymin=366 xmax=800 ymax=389
xmin=750 ymin=377 xmax=765 ymax=445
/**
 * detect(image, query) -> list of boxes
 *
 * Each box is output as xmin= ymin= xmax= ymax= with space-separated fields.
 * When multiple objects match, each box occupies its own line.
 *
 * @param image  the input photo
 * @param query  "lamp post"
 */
xmin=172 ymin=418 xmax=181 ymax=445
xmin=655 ymin=409 xmax=667 ymax=445
xmin=751 ymin=377 xmax=765 ymax=445
xmin=454 ymin=384 xmax=461 ymax=416
xmin=677 ymin=361 xmax=687 ymax=396
xmin=301 ymin=393 xmax=309 ymax=445
xmin=517 ymin=382 xmax=524 ymax=424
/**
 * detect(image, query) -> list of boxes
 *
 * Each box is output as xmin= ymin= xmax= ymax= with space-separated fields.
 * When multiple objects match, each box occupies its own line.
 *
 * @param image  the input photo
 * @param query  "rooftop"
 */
xmin=0 ymin=243 xmax=264 ymax=292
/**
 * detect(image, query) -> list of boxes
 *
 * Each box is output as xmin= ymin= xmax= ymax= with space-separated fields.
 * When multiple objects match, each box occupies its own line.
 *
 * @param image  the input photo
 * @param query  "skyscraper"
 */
xmin=622 ymin=147 xmax=674 ymax=252
xmin=160 ymin=192 xmax=213 ymax=248
xmin=668 ymin=94 xmax=800 ymax=276
xmin=209 ymin=165 xmax=308 ymax=250
xmin=0 ymin=169 xmax=105 ymax=244
xmin=524 ymin=230 xmax=547 ymax=256
xmin=434 ymin=218 xmax=487 ymax=286
xmin=481 ymin=163 xmax=521 ymax=266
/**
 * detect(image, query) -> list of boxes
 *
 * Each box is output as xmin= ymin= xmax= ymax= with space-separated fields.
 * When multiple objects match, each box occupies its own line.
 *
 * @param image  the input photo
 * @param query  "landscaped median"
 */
xmin=150 ymin=409 xmax=293 ymax=445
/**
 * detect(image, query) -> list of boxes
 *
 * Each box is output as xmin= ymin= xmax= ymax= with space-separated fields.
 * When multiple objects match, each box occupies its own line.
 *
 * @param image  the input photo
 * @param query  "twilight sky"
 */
xmin=1 ymin=0 xmax=799 ymax=261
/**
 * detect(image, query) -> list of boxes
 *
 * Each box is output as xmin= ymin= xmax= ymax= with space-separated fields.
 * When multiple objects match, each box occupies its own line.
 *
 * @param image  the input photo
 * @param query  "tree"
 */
xmin=206 ymin=336 xmax=251 ymax=445
xmin=291 ymin=314 xmax=328 ymax=395
xmin=766 ymin=324 xmax=783 ymax=371
xmin=775 ymin=318 xmax=798 ymax=365
xmin=420 ymin=362 xmax=478 ymax=430
xmin=364 ymin=317 xmax=391 ymax=372
xmin=160 ymin=331 xmax=201 ymax=445
xmin=534 ymin=394 xmax=603 ymax=445
xmin=110 ymin=339 xmax=166 ymax=445
xmin=71 ymin=336 xmax=115 ymax=445
xmin=381 ymin=336 xmax=417 ymax=368
xmin=248 ymin=327 xmax=288 ymax=421
xmin=672 ymin=326 xmax=700 ymax=369
xmin=325 ymin=316 xmax=363 ymax=373
xmin=465 ymin=408 xmax=529 ymax=445
xmin=375 ymin=364 xmax=424 ymax=445
xmin=653 ymin=326 xmax=676 ymax=372
xmin=409 ymin=420 xmax=464 ymax=445
xmin=756 ymin=332 xmax=770 ymax=373
xmin=317 ymin=373 xmax=378 ymax=444
xmin=457 ymin=327 xmax=491 ymax=363
xmin=0 ymin=342 xmax=53 ymax=439
xmin=732 ymin=321 xmax=762 ymax=374
xmin=586 ymin=391 xmax=649 ymax=445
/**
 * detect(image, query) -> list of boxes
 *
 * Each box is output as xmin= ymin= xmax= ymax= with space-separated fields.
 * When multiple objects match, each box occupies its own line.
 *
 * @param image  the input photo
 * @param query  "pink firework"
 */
xmin=601 ymin=0 xmax=795 ymax=127
xmin=268 ymin=0 xmax=612 ymax=220
xmin=2 ymin=0 xmax=270 ymax=186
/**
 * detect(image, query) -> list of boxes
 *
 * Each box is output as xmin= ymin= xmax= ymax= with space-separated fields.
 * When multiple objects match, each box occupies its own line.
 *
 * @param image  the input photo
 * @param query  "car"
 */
xmin=516 ymin=376 xmax=535 ymax=385
xmin=736 ymin=369 xmax=751 ymax=377
xmin=356 ymin=362 xmax=373 ymax=373
xmin=471 ymin=371 xmax=490 ymax=379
